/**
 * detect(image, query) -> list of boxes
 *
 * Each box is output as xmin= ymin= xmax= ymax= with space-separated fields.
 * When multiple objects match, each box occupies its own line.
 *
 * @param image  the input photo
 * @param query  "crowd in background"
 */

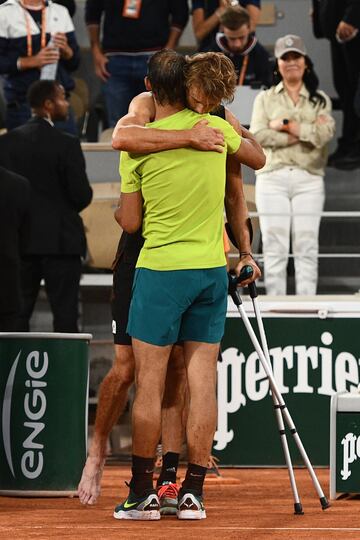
xmin=0 ymin=0 xmax=359 ymax=329
xmin=0 ymin=1 xmax=358 ymax=160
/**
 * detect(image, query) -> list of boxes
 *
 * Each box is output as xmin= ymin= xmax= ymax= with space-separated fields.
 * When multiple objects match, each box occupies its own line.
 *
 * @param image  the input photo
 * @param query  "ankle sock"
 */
xmin=130 ymin=455 xmax=154 ymax=496
xmin=156 ymin=452 xmax=179 ymax=486
xmin=181 ymin=463 xmax=207 ymax=495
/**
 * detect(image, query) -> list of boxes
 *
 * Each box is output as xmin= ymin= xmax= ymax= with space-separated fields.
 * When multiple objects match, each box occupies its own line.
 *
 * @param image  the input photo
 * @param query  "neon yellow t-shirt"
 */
xmin=120 ymin=108 xmax=241 ymax=270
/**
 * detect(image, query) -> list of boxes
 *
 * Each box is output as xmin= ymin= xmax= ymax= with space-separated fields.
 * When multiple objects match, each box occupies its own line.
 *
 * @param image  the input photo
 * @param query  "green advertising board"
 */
xmin=214 ymin=299 xmax=360 ymax=466
xmin=336 ymin=413 xmax=360 ymax=493
xmin=0 ymin=333 xmax=91 ymax=496
xmin=330 ymin=393 xmax=360 ymax=498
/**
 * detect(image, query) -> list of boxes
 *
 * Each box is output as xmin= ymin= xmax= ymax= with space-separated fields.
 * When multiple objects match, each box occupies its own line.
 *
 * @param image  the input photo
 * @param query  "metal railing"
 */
xmin=228 ymin=211 xmax=360 ymax=260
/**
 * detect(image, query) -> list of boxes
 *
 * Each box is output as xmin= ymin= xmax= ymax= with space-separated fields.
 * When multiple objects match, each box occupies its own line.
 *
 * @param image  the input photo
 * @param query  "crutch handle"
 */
xmin=248 ymin=281 xmax=258 ymax=299
xmin=228 ymin=265 xmax=254 ymax=306
xmin=238 ymin=264 xmax=254 ymax=283
xmin=228 ymin=273 xmax=242 ymax=306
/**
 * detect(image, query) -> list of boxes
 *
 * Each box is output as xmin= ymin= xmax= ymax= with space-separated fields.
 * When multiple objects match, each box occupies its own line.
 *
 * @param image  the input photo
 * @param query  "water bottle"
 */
xmin=40 ymin=36 xmax=59 ymax=80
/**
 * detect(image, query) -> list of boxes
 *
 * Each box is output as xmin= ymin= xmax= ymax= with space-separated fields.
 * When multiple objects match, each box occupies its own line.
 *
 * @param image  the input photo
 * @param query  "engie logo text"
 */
xmin=2 ymin=350 xmax=49 ymax=479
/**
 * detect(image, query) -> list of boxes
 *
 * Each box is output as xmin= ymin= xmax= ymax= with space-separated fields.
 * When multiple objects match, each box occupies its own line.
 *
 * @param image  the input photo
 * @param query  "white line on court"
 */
xmin=2 ymin=526 xmax=360 ymax=531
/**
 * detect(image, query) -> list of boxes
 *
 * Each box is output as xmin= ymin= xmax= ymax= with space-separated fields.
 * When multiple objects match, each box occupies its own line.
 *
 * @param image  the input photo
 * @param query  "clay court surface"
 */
xmin=1 ymin=466 xmax=359 ymax=540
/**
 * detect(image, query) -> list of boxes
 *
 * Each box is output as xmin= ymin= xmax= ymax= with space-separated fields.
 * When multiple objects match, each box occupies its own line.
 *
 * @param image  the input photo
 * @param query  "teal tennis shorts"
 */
xmin=127 ymin=267 xmax=228 ymax=346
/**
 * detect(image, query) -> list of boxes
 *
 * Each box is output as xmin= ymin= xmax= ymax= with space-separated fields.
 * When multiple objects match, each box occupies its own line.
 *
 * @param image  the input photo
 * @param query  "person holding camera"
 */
xmin=250 ymin=35 xmax=335 ymax=296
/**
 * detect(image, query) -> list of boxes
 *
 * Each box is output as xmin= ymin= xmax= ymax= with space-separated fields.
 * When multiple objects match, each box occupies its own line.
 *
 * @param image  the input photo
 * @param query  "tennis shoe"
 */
xmin=157 ymin=482 xmax=179 ymax=515
xmin=113 ymin=489 xmax=160 ymax=520
xmin=177 ymin=490 xmax=206 ymax=520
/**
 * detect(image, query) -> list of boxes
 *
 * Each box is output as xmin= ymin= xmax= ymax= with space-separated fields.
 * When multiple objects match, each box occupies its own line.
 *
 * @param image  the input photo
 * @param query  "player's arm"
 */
xmin=224 ymin=123 xmax=261 ymax=285
xmin=114 ymin=191 xmax=143 ymax=233
xmin=112 ymin=94 xmax=225 ymax=153
xmin=225 ymin=109 xmax=266 ymax=170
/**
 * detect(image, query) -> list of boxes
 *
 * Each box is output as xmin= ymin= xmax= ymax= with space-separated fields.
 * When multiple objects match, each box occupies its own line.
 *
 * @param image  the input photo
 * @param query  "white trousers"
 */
xmin=255 ymin=167 xmax=325 ymax=296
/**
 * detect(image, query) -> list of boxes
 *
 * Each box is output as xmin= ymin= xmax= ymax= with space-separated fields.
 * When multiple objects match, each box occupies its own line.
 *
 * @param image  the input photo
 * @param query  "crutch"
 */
xmin=228 ymin=268 xmax=330 ymax=512
xmin=236 ymin=267 xmax=303 ymax=514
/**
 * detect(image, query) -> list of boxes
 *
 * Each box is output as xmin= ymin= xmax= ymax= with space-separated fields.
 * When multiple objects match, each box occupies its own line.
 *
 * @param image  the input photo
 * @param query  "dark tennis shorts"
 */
xmin=127 ymin=267 xmax=228 ymax=346
xmin=111 ymin=256 xmax=136 ymax=346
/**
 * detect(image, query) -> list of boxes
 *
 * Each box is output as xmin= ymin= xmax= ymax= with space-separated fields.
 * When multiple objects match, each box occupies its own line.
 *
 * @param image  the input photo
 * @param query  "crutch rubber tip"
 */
xmin=294 ymin=503 xmax=304 ymax=515
xmin=320 ymin=496 xmax=331 ymax=510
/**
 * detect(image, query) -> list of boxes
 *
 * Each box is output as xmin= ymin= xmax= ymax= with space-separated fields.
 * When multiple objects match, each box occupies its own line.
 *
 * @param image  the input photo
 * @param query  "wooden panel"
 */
xmin=259 ymin=3 xmax=276 ymax=25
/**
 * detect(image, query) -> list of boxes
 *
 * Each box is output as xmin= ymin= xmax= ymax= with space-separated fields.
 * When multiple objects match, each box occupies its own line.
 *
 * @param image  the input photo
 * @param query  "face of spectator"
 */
xmin=50 ymin=85 xmax=69 ymax=121
xmin=223 ymin=23 xmax=250 ymax=54
xmin=278 ymin=52 xmax=306 ymax=84
xmin=186 ymin=86 xmax=220 ymax=114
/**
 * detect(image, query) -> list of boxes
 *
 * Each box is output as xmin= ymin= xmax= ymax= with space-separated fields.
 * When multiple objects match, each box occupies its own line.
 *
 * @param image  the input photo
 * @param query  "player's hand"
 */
xmin=190 ymin=120 xmax=225 ymax=153
xmin=234 ymin=255 xmax=261 ymax=286
xmin=93 ymin=48 xmax=110 ymax=81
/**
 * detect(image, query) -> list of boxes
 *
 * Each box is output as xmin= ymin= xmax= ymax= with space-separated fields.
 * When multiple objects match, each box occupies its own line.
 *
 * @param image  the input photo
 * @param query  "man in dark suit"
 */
xmin=312 ymin=0 xmax=360 ymax=169
xmin=0 ymin=80 xmax=93 ymax=332
xmin=0 ymin=166 xmax=30 ymax=331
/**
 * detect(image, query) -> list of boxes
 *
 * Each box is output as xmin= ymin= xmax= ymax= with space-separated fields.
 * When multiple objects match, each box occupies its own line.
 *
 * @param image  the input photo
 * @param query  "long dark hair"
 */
xmin=273 ymin=55 xmax=326 ymax=108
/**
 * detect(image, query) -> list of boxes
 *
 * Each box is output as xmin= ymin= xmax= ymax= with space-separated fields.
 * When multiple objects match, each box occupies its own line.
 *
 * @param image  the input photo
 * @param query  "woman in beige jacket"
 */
xmin=250 ymin=34 xmax=335 ymax=295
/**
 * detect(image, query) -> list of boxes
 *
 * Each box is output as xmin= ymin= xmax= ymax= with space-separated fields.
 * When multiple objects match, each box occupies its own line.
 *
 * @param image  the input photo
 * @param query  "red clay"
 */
xmin=1 ymin=466 xmax=360 ymax=540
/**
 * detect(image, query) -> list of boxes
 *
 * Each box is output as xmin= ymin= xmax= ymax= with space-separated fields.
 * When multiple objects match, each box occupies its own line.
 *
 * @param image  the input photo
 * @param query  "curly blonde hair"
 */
xmin=184 ymin=52 xmax=236 ymax=104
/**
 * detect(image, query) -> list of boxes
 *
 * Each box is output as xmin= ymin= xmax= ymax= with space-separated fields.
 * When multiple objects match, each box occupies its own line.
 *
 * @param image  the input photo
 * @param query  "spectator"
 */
xmin=192 ymin=0 xmax=261 ymax=52
xmin=0 ymin=166 xmax=30 ymax=331
xmin=250 ymin=35 xmax=335 ymax=296
xmin=85 ymin=0 xmax=189 ymax=128
xmin=0 ymin=80 xmax=93 ymax=331
xmin=0 ymin=0 xmax=76 ymax=13
xmin=0 ymin=0 xmax=80 ymax=133
xmin=54 ymin=0 xmax=75 ymax=17
xmin=312 ymin=0 xmax=360 ymax=170
xmin=212 ymin=6 xmax=271 ymax=87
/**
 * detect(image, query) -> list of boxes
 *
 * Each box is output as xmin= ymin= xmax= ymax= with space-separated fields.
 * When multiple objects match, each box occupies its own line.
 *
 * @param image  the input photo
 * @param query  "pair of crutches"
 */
xmin=228 ymin=266 xmax=330 ymax=514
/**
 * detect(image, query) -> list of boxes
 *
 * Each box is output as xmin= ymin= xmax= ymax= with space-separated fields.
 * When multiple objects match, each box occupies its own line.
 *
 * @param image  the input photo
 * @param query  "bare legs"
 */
xmin=78 ymin=343 xmax=187 ymax=504
xmin=78 ymin=345 xmax=135 ymax=505
xmin=161 ymin=345 xmax=187 ymax=456
xmin=131 ymin=339 xmax=172 ymax=457
xmin=131 ymin=339 xmax=219 ymax=468
xmin=184 ymin=341 xmax=219 ymax=467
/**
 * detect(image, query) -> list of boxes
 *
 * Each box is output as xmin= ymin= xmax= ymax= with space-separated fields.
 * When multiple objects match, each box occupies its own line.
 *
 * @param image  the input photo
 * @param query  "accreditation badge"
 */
xmin=122 ymin=0 xmax=142 ymax=19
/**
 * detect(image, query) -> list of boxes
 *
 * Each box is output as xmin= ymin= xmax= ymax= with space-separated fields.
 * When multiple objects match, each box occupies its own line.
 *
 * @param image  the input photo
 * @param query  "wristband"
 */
xmin=16 ymin=58 xmax=22 ymax=71
xmin=240 ymin=251 xmax=254 ymax=259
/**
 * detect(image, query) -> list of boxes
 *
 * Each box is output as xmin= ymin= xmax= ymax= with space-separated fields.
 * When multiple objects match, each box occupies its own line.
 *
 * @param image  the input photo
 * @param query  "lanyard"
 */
xmin=238 ymin=55 xmax=249 ymax=86
xmin=21 ymin=1 xmax=47 ymax=57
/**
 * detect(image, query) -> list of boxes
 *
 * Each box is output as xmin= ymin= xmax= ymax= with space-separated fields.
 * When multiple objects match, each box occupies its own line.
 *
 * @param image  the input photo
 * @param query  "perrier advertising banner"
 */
xmin=0 ymin=334 xmax=90 ymax=494
xmin=214 ymin=305 xmax=360 ymax=466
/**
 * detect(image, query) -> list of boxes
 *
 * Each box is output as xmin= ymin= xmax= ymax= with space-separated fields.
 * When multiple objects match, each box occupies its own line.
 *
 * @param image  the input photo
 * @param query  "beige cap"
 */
xmin=274 ymin=34 xmax=306 ymax=59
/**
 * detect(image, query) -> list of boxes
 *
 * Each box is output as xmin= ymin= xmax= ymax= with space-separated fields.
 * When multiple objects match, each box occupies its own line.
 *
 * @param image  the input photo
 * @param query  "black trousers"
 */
xmin=330 ymin=35 xmax=360 ymax=149
xmin=17 ymin=255 xmax=82 ymax=332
